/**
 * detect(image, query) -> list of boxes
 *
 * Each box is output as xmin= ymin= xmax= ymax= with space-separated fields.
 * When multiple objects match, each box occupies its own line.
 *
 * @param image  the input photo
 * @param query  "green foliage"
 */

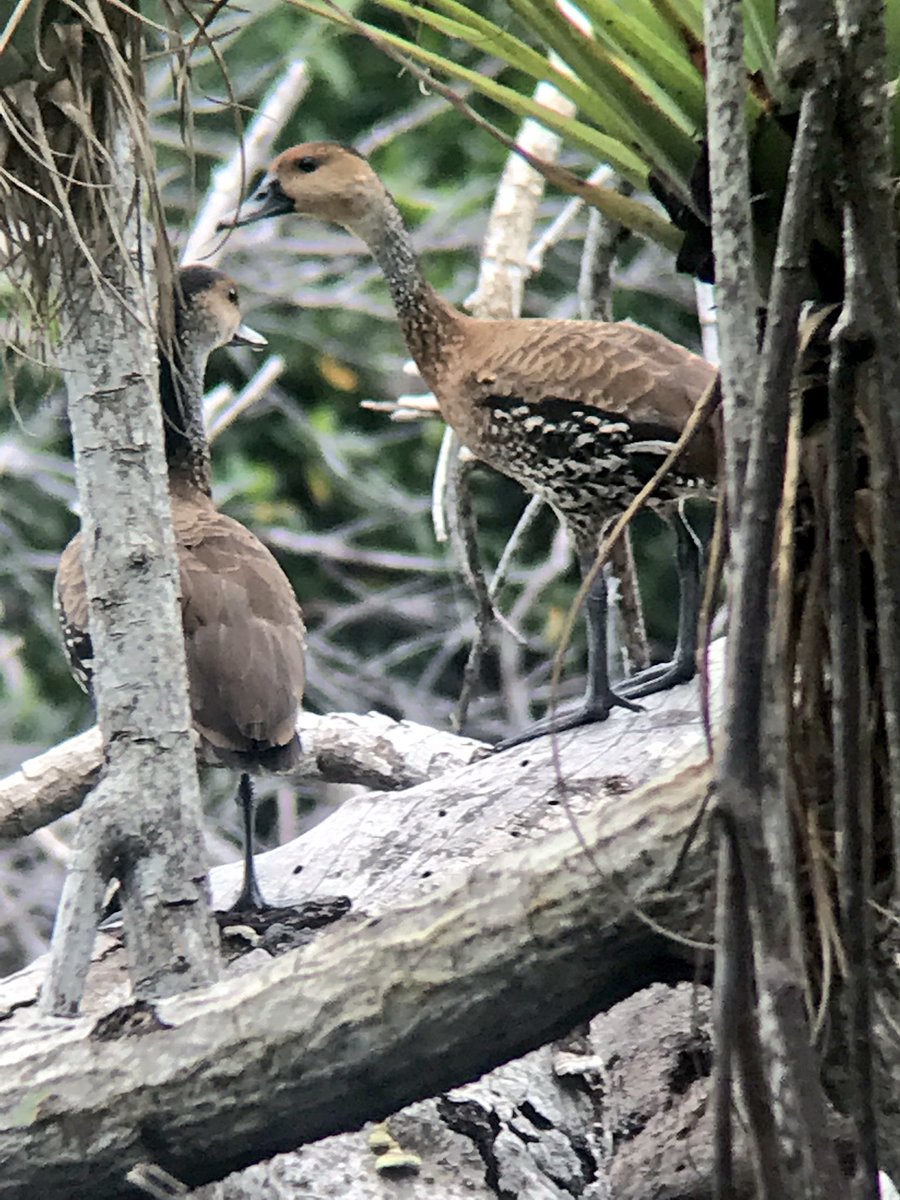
xmin=1 ymin=2 xmax=707 ymax=742
xmin=0 ymin=0 xmax=709 ymax=971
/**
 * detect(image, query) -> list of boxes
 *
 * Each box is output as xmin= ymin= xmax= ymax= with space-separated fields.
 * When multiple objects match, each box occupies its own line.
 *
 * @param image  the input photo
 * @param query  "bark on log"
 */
xmin=0 ymin=713 xmax=490 ymax=843
xmin=191 ymin=983 xmax=750 ymax=1200
xmin=0 ymin=648 xmax=725 ymax=1199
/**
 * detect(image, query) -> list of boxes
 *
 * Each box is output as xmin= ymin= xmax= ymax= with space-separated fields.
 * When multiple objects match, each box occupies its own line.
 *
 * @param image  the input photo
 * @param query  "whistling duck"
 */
xmin=225 ymin=143 xmax=717 ymax=746
xmin=56 ymin=265 xmax=307 ymax=908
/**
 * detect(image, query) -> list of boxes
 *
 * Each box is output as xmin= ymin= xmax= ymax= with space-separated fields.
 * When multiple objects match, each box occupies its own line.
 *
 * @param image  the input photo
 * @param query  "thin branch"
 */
xmin=363 ymin=391 xmax=441 ymax=422
xmin=703 ymin=0 xmax=760 ymax=531
xmin=431 ymin=425 xmax=458 ymax=545
xmin=205 ymin=354 xmax=285 ymax=441
xmin=577 ymin=178 xmax=632 ymax=324
xmin=831 ymin=212 xmax=881 ymax=1196
xmin=0 ymin=712 xmax=490 ymax=843
xmin=489 ymin=494 xmax=545 ymax=604
xmin=695 ymin=280 xmax=720 ymax=366
xmin=527 ymin=164 xmax=615 ymax=277
xmin=181 ymin=60 xmax=309 ymax=264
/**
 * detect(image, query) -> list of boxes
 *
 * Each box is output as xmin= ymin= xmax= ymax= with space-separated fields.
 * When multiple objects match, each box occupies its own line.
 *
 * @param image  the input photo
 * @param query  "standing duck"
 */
xmin=56 ymin=265 xmax=307 ymax=909
xmin=226 ymin=143 xmax=717 ymax=745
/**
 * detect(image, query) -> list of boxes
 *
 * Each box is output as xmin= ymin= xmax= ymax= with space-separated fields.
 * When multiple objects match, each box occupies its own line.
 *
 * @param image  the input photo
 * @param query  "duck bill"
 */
xmin=230 ymin=323 xmax=268 ymax=350
xmin=220 ymin=178 xmax=293 ymax=229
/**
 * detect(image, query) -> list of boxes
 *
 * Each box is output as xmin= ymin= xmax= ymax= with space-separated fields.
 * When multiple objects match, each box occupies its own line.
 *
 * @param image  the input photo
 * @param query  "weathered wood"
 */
xmin=0 ymin=756 xmax=713 ymax=1198
xmin=0 ymin=712 xmax=489 ymax=843
xmin=0 ymin=654 xmax=723 ymax=1199
xmin=0 ymin=728 xmax=104 ymax=840
xmin=191 ymin=984 xmax=737 ymax=1200
xmin=34 ymin=10 xmax=221 ymax=1012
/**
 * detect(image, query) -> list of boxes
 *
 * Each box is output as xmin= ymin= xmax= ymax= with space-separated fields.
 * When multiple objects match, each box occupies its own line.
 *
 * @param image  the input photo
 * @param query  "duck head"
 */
xmin=176 ymin=264 xmax=267 ymax=352
xmin=221 ymin=142 xmax=383 ymax=234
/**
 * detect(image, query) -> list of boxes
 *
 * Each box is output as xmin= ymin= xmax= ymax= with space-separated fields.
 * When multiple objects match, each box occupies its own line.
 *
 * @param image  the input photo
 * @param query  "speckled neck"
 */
xmin=357 ymin=195 xmax=457 ymax=383
xmin=159 ymin=340 xmax=212 ymax=496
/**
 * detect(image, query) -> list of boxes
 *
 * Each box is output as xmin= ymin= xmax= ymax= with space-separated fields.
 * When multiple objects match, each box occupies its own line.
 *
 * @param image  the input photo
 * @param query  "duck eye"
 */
xmin=295 ymin=156 xmax=319 ymax=173
xmin=227 ymin=287 xmax=238 ymax=305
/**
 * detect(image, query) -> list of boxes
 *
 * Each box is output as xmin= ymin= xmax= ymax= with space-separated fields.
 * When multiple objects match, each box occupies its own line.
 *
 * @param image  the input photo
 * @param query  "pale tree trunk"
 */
xmin=0 ymin=5 xmax=222 ymax=1013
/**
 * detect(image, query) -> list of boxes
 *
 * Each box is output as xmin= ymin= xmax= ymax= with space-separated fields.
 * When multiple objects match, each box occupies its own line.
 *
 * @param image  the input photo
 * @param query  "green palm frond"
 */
xmin=281 ymin=0 xmax=897 ymax=281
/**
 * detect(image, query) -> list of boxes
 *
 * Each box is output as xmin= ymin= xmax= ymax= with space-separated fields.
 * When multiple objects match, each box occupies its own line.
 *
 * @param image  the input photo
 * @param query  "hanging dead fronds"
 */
xmin=0 ymin=0 xmax=243 ymax=362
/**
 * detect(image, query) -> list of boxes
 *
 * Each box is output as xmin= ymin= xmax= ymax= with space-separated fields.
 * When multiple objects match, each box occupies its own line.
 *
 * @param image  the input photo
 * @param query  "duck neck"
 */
xmin=357 ymin=197 xmax=456 ymax=383
xmin=159 ymin=342 xmax=212 ymax=497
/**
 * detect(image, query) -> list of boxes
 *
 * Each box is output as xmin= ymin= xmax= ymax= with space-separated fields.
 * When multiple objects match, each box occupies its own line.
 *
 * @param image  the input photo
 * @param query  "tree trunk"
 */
xmin=0 ymin=4 xmax=222 ymax=1012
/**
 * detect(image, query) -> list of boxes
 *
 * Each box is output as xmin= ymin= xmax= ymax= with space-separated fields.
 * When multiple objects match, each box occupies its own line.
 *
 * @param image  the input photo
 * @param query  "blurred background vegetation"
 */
xmin=0 ymin=0 xmax=708 ymax=973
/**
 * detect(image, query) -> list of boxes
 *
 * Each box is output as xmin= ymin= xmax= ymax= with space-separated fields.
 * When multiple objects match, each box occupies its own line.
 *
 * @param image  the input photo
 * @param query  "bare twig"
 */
xmin=576 ymin=177 xmax=633 ymax=324
xmin=431 ymin=425 xmax=459 ymax=546
xmin=181 ymin=61 xmax=309 ymax=264
xmin=694 ymin=280 xmax=720 ymax=366
xmin=363 ymin=392 xmax=440 ymax=422
xmin=205 ymin=354 xmax=285 ymax=441
xmin=527 ymin=164 xmax=615 ymax=277
xmin=487 ymin=496 xmax=544 ymax=609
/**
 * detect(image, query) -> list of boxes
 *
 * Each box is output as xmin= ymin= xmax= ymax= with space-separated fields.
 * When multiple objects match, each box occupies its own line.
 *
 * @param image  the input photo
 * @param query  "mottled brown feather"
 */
xmin=55 ymin=266 xmax=306 ymax=775
xmin=443 ymin=316 xmax=718 ymax=480
xmin=238 ymin=144 xmax=719 ymax=548
xmin=56 ymin=492 xmax=306 ymax=772
xmin=173 ymin=492 xmax=306 ymax=769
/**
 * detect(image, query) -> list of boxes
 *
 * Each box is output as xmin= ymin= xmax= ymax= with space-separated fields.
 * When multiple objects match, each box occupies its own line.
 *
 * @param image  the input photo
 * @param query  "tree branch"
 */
xmin=180 ymin=61 xmax=310 ymax=265
xmin=0 ymin=712 xmax=490 ymax=843
xmin=0 ymin=730 xmax=716 ymax=1199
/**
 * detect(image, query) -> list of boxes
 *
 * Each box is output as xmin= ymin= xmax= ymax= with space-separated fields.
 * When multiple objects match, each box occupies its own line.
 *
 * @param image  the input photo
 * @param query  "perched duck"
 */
xmin=56 ymin=265 xmax=307 ymax=909
xmin=226 ymin=143 xmax=717 ymax=745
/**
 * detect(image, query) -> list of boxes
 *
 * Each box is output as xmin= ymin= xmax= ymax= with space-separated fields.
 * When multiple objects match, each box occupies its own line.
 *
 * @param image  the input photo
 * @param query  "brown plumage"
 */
xmin=56 ymin=265 xmax=306 ymax=908
xmin=226 ymin=142 xmax=718 ymax=744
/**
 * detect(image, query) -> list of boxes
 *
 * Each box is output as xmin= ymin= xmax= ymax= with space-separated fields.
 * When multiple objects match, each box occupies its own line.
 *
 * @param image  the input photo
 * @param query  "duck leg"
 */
xmin=226 ymin=773 xmax=269 ymax=913
xmin=496 ymin=549 xmax=641 ymax=750
xmin=617 ymin=507 xmax=701 ymax=700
